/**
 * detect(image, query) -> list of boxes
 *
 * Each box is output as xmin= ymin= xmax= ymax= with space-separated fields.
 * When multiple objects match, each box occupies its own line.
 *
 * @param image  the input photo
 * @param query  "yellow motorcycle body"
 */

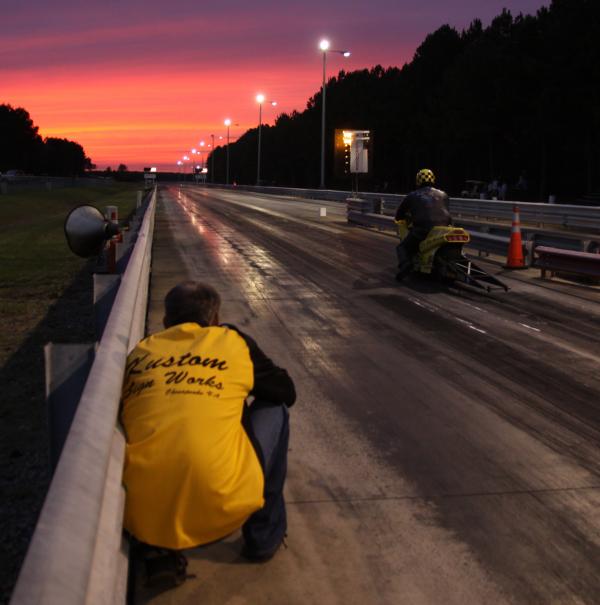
xmin=394 ymin=221 xmax=470 ymax=274
xmin=393 ymin=220 xmax=507 ymax=291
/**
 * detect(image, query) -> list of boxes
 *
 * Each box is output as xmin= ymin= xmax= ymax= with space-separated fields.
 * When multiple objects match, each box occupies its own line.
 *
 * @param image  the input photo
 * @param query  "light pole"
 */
xmin=210 ymin=134 xmax=215 ymax=182
xmin=224 ymin=118 xmax=232 ymax=185
xmin=191 ymin=149 xmax=197 ymax=177
xmin=198 ymin=141 xmax=206 ymax=170
xmin=319 ymin=39 xmax=351 ymax=189
xmin=256 ymin=94 xmax=265 ymax=186
xmin=256 ymin=95 xmax=278 ymax=186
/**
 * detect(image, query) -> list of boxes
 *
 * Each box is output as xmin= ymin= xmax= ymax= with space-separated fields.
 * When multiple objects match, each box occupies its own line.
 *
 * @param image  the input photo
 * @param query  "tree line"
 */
xmin=209 ymin=0 xmax=600 ymax=201
xmin=0 ymin=104 xmax=94 ymax=176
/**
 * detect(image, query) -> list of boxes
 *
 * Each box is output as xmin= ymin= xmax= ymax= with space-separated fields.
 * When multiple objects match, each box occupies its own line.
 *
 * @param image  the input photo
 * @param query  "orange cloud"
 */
xmin=3 ymin=63 xmax=327 ymax=169
xmin=1 ymin=4 xmax=422 ymax=170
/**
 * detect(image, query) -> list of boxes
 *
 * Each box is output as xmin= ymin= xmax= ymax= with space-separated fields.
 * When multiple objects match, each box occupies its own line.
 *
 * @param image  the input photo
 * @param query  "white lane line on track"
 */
xmin=469 ymin=325 xmax=488 ymax=334
xmin=409 ymin=297 xmax=437 ymax=313
xmin=456 ymin=317 xmax=487 ymax=334
xmin=520 ymin=323 xmax=542 ymax=332
xmin=410 ymin=297 xmax=488 ymax=335
xmin=460 ymin=302 xmax=486 ymax=313
xmin=446 ymin=291 xmax=546 ymax=337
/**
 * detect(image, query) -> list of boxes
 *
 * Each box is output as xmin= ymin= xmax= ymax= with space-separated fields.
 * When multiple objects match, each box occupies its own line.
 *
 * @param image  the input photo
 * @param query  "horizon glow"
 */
xmin=2 ymin=0 xmax=549 ymax=170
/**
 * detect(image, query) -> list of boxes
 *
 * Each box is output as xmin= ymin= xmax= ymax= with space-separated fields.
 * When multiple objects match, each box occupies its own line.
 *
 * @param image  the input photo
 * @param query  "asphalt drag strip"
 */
xmin=137 ymin=187 xmax=600 ymax=605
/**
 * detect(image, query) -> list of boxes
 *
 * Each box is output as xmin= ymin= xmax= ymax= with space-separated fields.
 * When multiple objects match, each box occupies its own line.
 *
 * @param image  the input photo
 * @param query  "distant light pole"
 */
xmin=210 ymin=134 xmax=215 ymax=182
xmin=255 ymin=95 xmax=278 ymax=186
xmin=191 ymin=149 xmax=197 ymax=176
xmin=319 ymin=39 xmax=351 ymax=189
xmin=256 ymin=94 xmax=265 ymax=186
xmin=224 ymin=118 xmax=232 ymax=185
xmin=198 ymin=140 xmax=206 ymax=170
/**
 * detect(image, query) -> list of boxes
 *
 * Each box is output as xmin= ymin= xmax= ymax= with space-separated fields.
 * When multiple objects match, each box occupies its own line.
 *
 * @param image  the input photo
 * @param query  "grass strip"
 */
xmin=0 ymin=183 xmax=142 ymax=365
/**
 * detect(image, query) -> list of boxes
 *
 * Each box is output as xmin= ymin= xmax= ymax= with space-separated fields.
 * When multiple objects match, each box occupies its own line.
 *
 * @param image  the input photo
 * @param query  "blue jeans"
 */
xmin=242 ymin=403 xmax=290 ymax=555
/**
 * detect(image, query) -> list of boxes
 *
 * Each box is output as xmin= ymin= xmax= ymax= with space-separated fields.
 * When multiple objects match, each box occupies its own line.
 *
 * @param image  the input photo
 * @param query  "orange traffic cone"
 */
xmin=505 ymin=205 xmax=526 ymax=269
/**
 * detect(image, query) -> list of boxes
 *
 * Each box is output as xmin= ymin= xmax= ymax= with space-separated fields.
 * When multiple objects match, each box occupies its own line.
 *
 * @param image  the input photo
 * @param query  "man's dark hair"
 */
xmin=164 ymin=282 xmax=221 ymax=328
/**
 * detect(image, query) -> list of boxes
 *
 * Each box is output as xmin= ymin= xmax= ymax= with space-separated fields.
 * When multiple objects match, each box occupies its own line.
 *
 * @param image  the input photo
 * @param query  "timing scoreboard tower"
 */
xmin=334 ymin=129 xmax=372 ymax=194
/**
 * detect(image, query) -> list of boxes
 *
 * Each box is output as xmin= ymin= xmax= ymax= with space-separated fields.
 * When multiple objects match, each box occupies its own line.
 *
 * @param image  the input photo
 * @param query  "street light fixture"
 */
xmin=319 ymin=38 xmax=351 ymax=189
xmin=256 ymin=94 xmax=265 ymax=185
xmin=198 ymin=141 xmax=206 ymax=170
xmin=256 ymin=95 xmax=278 ymax=186
xmin=224 ymin=118 xmax=232 ymax=185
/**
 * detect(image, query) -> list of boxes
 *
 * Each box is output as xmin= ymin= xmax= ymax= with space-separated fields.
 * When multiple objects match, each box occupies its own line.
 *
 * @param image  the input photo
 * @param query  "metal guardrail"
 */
xmin=383 ymin=197 xmax=600 ymax=233
xmin=348 ymin=211 xmax=535 ymax=264
xmin=199 ymin=183 xmax=600 ymax=233
xmin=469 ymin=232 xmax=533 ymax=265
xmin=346 ymin=210 xmax=393 ymax=230
xmin=348 ymin=208 xmax=600 ymax=281
xmin=534 ymin=246 xmax=600 ymax=280
xmin=10 ymin=188 xmax=157 ymax=605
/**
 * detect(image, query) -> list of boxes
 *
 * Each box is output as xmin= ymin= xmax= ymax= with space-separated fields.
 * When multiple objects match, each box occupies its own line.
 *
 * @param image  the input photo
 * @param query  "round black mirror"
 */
xmin=64 ymin=205 xmax=119 ymax=257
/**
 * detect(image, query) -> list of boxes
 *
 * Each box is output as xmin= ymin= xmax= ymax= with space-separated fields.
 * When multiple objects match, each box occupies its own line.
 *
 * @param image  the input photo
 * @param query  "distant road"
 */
xmin=140 ymin=185 xmax=600 ymax=605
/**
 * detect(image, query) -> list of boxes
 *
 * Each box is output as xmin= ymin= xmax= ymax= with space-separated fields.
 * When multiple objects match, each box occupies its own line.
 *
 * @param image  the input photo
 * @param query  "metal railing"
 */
xmin=382 ymin=197 xmax=600 ymax=233
xmin=535 ymin=246 xmax=600 ymax=280
xmin=345 ymin=211 xmax=597 ymax=267
xmin=10 ymin=188 xmax=157 ymax=605
xmin=198 ymin=183 xmax=600 ymax=233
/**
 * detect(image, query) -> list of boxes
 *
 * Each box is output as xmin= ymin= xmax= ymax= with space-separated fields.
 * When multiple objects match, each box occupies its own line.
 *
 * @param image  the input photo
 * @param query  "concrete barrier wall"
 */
xmin=10 ymin=188 xmax=157 ymax=605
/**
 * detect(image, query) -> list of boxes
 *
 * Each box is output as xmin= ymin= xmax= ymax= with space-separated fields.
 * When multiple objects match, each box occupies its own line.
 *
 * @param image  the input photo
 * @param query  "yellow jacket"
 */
xmin=121 ymin=323 xmax=264 ymax=549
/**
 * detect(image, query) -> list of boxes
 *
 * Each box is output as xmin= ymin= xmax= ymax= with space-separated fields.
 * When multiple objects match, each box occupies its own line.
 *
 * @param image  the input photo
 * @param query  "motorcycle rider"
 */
xmin=394 ymin=168 xmax=452 ymax=280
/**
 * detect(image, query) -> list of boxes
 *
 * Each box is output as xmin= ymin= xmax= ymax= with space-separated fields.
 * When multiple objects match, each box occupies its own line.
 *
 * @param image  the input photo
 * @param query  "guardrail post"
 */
xmin=45 ymin=343 xmax=96 ymax=473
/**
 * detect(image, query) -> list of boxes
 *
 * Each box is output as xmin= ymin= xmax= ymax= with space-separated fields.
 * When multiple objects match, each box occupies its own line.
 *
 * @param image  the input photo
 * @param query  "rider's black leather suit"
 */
xmin=394 ymin=186 xmax=452 ymax=277
xmin=394 ymin=186 xmax=452 ymax=232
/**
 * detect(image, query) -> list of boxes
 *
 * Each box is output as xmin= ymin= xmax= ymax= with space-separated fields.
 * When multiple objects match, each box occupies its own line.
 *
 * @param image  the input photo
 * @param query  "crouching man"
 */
xmin=120 ymin=281 xmax=296 ymax=585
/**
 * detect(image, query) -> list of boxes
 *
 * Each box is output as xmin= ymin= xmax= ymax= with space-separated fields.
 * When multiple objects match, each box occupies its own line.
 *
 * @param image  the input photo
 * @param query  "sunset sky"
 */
xmin=2 ymin=0 xmax=548 ymax=171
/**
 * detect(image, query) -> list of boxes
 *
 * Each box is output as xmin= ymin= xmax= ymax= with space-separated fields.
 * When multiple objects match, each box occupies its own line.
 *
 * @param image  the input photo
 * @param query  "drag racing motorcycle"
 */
xmin=395 ymin=220 xmax=508 ymax=292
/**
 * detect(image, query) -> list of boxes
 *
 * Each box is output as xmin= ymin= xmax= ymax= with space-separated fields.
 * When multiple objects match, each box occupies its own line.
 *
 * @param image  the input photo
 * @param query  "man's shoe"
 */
xmin=144 ymin=550 xmax=188 ymax=588
xmin=241 ymin=537 xmax=286 ymax=563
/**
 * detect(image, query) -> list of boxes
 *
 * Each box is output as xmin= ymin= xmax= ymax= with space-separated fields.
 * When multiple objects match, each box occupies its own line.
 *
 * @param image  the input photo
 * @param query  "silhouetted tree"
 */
xmin=0 ymin=103 xmax=94 ymax=176
xmin=43 ymin=138 xmax=89 ymax=176
xmin=207 ymin=0 xmax=600 ymax=200
xmin=0 ymin=104 xmax=44 ymax=172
